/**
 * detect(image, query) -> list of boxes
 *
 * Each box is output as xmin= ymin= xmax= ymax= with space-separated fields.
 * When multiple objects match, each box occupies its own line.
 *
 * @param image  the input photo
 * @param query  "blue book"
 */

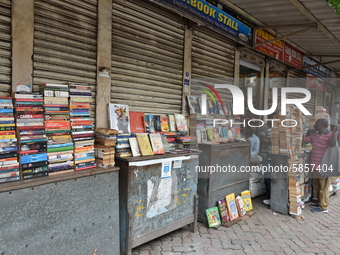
xmin=20 ymin=139 xmax=47 ymax=143
xmin=0 ymin=109 xmax=13 ymax=113
xmin=47 ymin=143 xmax=74 ymax=148
xmin=0 ymin=146 xmax=18 ymax=152
xmin=0 ymin=121 xmax=15 ymax=124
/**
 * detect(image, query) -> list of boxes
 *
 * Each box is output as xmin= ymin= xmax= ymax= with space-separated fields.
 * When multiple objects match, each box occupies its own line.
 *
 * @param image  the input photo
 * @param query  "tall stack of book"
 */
xmin=295 ymin=109 xmax=303 ymax=153
xmin=69 ymin=84 xmax=95 ymax=170
xmin=15 ymin=92 xmax=48 ymax=179
xmin=0 ymin=97 xmax=20 ymax=183
xmin=271 ymin=114 xmax=280 ymax=154
xmin=41 ymin=84 xmax=74 ymax=175
xmin=315 ymin=106 xmax=330 ymax=121
xmin=288 ymin=159 xmax=302 ymax=216
xmin=94 ymin=128 xmax=117 ymax=167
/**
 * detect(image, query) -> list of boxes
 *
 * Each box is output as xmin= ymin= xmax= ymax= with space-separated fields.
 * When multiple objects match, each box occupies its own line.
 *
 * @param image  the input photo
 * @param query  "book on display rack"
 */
xmin=69 ymin=83 xmax=95 ymax=171
xmin=0 ymin=97 xmax=20 ymax=183
xmin=14 ymin=92 xmax=48 ymax=180
xmin=40 ymin=83 xmax=75 ymax=175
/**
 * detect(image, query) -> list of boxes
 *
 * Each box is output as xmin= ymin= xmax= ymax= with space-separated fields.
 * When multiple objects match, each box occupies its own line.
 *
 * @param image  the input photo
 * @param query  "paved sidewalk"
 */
xmin=132 ymin=194 xmax=340 ymax=255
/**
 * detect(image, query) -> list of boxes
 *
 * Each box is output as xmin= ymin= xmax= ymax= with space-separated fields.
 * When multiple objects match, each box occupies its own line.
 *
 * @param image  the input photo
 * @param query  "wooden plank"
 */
xmin=246 ymin=210 xmax=256 ymax=217
xmin=96 ymin=0 xmax=112 ymax=129
xmin=0 ymin=166 xmax=119 ymax=193
xmin=12 ymin=0 xmax=34 ymax=92
xmin=221 ymin=215 xmax=250 ymax=228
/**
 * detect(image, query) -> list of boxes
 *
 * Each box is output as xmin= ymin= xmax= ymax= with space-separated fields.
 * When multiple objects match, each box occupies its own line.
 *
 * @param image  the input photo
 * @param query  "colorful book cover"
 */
xmin=217 ymin=198 xmax=230 ymax=223
xmin=187 ymin=95 xmax=201 ymax=114
xmin=160 ymin=115 xmax=169 ymax=132
xmin=154 ymin=115 xmax=162 ymax=132
xmin=241 ymin=190 xmax=253 ymax=211
xmin=129 ymin=137 xmax=141 ymax=157
xmin=108 ymin=103 xmax=130 ymax=133
xmin=201 ymin=129 xmax=208 ymax=142
xmin=206 ymin=128 xmax=214 ymax=141
xmin=235 ymin=196 xmax=247 ymax=216
xmin=225 ymin=193 xmax=239 ymax=221
xmin=135 ymin=134 xmax=154 ymax=156
xmin=206 ymin=207 xmax=221 ymax=228
xmin=129 ymin=111 xmax=145 ymax=133
xmin=167 ymin=114 xmax=176 ymax=132
xmin=145 ymin=115 xmax=155 ymax=132
xmin=149 ymin=133 xmax=165 ymax=154
xmin=174 ymin=114 xmax=188 ymax=131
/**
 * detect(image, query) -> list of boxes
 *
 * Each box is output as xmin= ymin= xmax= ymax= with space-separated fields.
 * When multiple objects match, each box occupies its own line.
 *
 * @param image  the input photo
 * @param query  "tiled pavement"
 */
xmin=132 ymin=194 xmax=340 ymax=255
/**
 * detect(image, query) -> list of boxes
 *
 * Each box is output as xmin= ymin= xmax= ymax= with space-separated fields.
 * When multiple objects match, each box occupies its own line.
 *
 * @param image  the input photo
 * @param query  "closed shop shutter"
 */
xmin=191 ymin=25 xmax=235 ymax=106
xmin=0 ymin=0 xmax=11 ymax=96
xmin=33 ymin=0 xmax=97 ymax=120
xmin=316 ymin=90 xmax=324 ymax=107
xmin=288 ymin=69 xmax=315 ymax=115
xmin=111 ymin=0 xmax=186 ymax=114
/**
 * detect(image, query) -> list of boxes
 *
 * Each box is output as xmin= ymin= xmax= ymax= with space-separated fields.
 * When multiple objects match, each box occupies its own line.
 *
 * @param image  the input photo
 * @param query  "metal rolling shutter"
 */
xmin=288 ymin=69 xmax=315 ymax=115
xmin=191 ymin=25 xmax=235 ymax=105
xmin=111 ymin=0 xmax=186 ymax=114
xmin=33 ymin=0 xmax=97 ymax=120
xmin=0 ymin=0 xmax=11 ymax=96
xmin=316 ymin=90 xmax=324 ymax=107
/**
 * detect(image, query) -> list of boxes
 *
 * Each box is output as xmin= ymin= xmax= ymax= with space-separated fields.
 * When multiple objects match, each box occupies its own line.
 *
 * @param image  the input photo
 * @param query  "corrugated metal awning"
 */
xmin=222 ymin=0 xmax=340 ymax=75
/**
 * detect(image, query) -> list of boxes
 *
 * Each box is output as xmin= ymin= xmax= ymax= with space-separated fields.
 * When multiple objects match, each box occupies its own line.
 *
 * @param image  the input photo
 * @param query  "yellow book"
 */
xmin=136 ymin=134 xmax=154 ymax=156
xmin=0 ymin=135 xmax=16 ymax=139
xmin=241 ymin=190 xmax=253 ymax=211
xmin=225 ymin=193 xmax=239 ymax=221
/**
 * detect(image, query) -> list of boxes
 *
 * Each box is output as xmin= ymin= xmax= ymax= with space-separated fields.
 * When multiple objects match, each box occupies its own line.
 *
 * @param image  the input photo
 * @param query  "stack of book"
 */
xmin=42 ymin=84 xmax=74 ymax=175
xmin=15 ymin=92 xmax=48 ymax=179
xmin=288 ymin=159 xmax=303 ymax=216
xmin=295 ymin=110 xmax=303 ymax=153
xmin=315 ymin=106 xmax=330 ymax=122
xmin=115 ymin=133 xmax=133 ymax=157
xmin=69 ymin=84 xmax=95 ymax=170
xmin=331 ymin=177 xmax=340 ymax=193
xmin=0 ymin=97 xmax=20 ymax=183
xmin=94 ymin=128 xmax=117 ymax=167
xmin=271 ymin=114 xmax=280 ymax=154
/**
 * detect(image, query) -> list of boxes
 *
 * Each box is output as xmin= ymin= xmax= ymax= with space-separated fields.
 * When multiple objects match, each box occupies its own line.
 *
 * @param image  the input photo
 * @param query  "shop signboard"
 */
xmin=303 ymin=56 xmax=329 ymax=79
xmin=283 ymin=43 xmax=303 ymax=69
xmin=306 ymin=74 xmax=324 ymax=92
xmin=151 ymin=0 xmax=252 ymax=46
xmin=255 ymin=30 xmax=284 ymax=61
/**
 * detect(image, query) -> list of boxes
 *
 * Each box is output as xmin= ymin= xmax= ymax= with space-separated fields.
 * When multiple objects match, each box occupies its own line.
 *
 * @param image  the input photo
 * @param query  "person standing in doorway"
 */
xmin=303 ymin=118 xmax=338 ymax=213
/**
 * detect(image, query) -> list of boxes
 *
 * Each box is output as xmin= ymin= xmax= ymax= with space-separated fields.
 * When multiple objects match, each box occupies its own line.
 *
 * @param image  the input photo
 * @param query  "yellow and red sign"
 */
xmin=255 ymin=30 xmax=284 ymax=60
xmin=255 ymin=29 xmax=303 ymax=69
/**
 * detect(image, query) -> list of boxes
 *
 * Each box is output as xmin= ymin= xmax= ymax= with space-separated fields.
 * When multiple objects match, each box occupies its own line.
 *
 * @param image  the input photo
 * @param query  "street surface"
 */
xmin=132 ymin=194 xmax=340 ymax=255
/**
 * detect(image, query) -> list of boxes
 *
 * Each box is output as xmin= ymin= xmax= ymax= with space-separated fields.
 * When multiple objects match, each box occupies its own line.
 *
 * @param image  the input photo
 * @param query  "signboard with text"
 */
xmin=283 ymin=43 xmax=303 ymax=69
xmin=152 ymin=0 xmax=252 ymax=46
xmin=255 ymin=30 xmax=284 ymax=61
xmin=303 ymin=57 xmax=329 ymax=79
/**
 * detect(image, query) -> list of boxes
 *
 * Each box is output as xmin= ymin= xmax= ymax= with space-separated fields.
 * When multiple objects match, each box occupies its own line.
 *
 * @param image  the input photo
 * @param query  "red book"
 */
xmin=15 ymin=99 xmax=44 ymax=102
xmin=18 ymin=126 xmax=45 ymax=130
xmin=17 ymin=114 xmax=44 ymax=119
xmin=129 ymin=111 xmax=145 ymax=133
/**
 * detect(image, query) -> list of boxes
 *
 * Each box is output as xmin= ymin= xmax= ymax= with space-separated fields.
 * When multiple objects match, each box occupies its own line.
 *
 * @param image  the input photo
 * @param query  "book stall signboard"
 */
xmin=151 ymin=0 xmax=252 ymax=46
xmin=255 ymin=29 xmax=284 ymax=61
xmin=306 ymin=74 xmax=325 ymax=92
xmin=303 ymin=56 xmax=329 ymax=79
xmin=283 ymin=43 xmax=303 ymax=70
xmin=255 ymin=29 xmax=303 ymax=70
